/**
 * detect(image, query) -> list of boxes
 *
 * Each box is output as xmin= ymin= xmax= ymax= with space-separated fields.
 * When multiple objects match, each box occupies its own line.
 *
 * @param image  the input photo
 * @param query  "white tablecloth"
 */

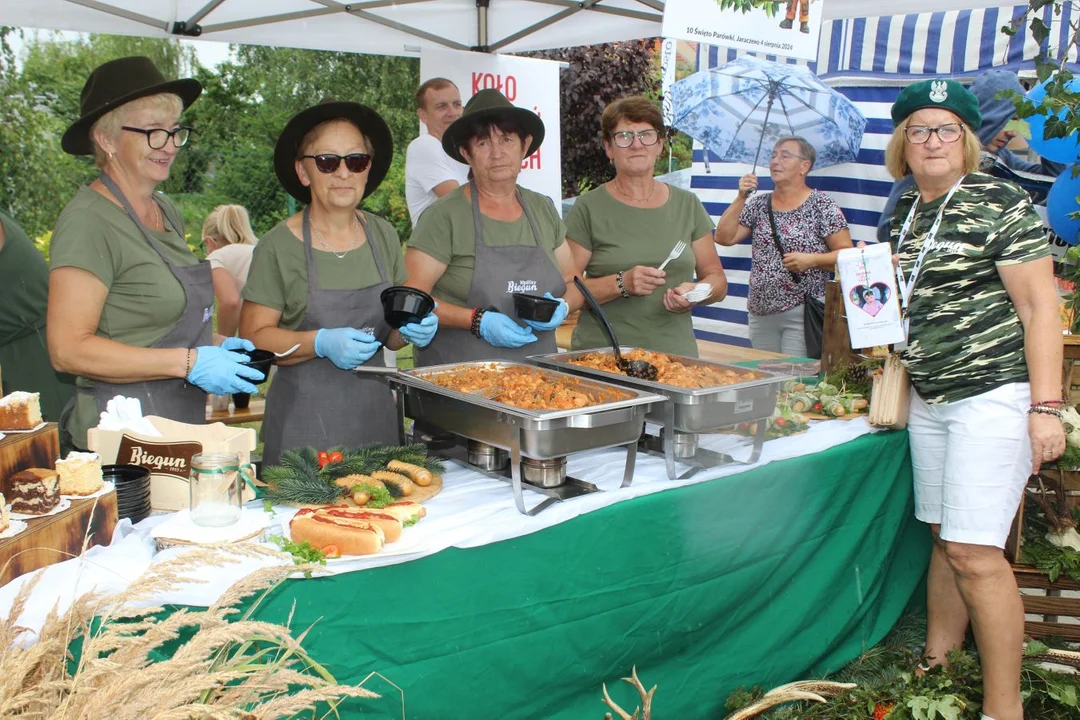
xmin=1 ymin=420 xmax=879 ymax=641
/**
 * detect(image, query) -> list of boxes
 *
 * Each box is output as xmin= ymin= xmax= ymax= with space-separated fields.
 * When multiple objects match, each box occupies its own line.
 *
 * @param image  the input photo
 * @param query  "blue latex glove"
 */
xmin=400 ymin=303 xmax=439 ymax=348
xmin=522 ymin=292 xmax=569 ymax=332
xmin=479 ymin=311 xmax=537 ymax=348
xmin=315 ymin=327 xmax=382 ymax=370
xmin=221 ymin=336 xmax=255 ymax=353
xmin=188 ymin=346 xmax=263 ymax=394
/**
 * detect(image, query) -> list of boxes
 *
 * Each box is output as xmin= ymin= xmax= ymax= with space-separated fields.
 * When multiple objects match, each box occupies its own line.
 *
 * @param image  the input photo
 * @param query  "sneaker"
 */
xmin=779 ymin=17 xmax=793 ymax=29
xmin=800 ymin=22 xmax=810 ymax=33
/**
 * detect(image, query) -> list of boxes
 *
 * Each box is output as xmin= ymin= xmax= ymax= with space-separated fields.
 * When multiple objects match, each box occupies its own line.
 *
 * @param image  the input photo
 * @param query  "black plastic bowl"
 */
xmin=381 ymin=286 xmax=435 ymax=329
xmin=239 ymin=349 xmax=274 ymax=384
xmin=512 ymin=292 xmax=560 ymax=323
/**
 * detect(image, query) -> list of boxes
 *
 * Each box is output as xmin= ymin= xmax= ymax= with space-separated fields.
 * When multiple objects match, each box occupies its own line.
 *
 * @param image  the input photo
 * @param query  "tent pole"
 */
xmin=477 ymin=0 xmax=490 ymax=50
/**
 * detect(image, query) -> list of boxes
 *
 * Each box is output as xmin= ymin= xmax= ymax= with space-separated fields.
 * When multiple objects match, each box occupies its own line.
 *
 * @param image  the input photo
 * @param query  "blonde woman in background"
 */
xmin=203 ymin=204 xmax=258 ymax=336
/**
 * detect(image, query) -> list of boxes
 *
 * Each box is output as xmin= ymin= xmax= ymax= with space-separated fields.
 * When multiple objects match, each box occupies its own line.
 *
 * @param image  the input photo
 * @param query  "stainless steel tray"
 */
xmin=529 ymin=348 xmax=790 ymax=433
xmin=384 ymin=362 xmax=665 ymax=515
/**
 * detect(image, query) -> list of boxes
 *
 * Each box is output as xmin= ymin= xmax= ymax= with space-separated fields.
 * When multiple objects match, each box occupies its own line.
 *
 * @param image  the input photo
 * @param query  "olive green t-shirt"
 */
xmin=242 ymin=213 xmax=406 ymax=330
xmin=406 ymin=186 xmax=566 ymax=307
xmin=49 ymin=185 xmax=196 ymax=449
xmin=49 ymin=185 xmax=195 ymax=348
xmin=566 ymin=185 xmax=714 ymax=357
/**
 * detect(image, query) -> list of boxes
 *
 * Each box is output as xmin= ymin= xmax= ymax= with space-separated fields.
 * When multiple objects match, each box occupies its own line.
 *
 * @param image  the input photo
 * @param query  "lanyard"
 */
xmin=894 ymin=176 xmax=964 ymax=315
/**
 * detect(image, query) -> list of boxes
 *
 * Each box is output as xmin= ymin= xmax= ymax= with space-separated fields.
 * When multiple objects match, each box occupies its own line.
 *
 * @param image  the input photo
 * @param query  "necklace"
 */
xmin=311 ymin=213 xmax=359 ymax=259
xmin=613 ymin=177 xmax=656 ymax=204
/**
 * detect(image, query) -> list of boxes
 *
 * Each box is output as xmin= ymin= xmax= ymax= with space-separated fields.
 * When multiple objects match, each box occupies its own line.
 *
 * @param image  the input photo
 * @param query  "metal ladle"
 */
xmin=573 ymin=276 xmax=658 ymax=381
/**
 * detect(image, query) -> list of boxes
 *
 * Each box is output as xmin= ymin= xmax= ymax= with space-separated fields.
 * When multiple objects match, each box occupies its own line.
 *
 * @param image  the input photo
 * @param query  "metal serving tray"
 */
xmin=529 ymin=348 xmax=790 ymax=433
xmin=383 ymin=362 xmax=665 ymax=515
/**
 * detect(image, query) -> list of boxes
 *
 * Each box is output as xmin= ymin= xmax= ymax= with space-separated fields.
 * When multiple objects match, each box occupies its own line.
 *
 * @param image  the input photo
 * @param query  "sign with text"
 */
xmin=420 ymin=48 xmax=562 ymax=209
xmin=662 ymin=0 xmax=823 ymax=62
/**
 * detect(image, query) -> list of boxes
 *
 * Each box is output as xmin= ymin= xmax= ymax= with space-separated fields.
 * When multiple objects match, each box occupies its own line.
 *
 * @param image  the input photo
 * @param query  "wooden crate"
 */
xmin=1 ymin=424 xmax=118 ymax=585
xmin=1012 ymin=565 xmax=1080 ymax=642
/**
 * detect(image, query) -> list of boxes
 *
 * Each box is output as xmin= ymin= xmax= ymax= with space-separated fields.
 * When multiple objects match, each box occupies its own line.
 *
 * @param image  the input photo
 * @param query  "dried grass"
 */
xmin=0 ymin=544 xmax=378 ymax=718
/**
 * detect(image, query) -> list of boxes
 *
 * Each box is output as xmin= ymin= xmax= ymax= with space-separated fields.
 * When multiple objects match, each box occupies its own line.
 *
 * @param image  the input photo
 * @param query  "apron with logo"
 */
xmin=415 ymin=183 xmax=566 ymax=366
xmin=65 ymin=172 xmax=213 ymax=448
xmin=260 ymin=209 xmax=398 ymax=466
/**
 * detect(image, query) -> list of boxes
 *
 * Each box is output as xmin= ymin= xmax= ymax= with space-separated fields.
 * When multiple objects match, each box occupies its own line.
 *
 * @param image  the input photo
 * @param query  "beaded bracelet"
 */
xmin=183 ymin=348 xmax=194 ymax=388
xmin=470 ymin=308 xmax=487 ymax=339
xmin=615 ymin=271 xmax=631 ymax=299
xmin=1031 ymin=399 xmax=1066 ymax=407
xmin=1028 ymin=405 xmax=1063 ymax=420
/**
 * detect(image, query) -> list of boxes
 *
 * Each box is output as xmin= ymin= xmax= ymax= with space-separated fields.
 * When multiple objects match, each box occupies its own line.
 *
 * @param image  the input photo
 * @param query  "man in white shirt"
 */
xmin=405 ymin=78 xmax=470 ymax=226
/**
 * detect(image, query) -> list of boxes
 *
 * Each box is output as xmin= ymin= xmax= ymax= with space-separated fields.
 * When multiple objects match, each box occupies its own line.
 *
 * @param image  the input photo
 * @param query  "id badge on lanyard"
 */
xmin=893 ymin=177 xmax=964 ymax=348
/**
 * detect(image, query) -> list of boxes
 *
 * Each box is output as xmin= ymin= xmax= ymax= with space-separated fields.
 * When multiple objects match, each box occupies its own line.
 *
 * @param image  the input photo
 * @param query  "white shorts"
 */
xmin=907 ymin=382 xmax=1032 ymax=548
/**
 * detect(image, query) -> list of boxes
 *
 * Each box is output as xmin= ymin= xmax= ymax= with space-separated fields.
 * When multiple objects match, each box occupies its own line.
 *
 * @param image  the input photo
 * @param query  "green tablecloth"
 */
xmin=244 ymin=429 xmax=929 ymax=718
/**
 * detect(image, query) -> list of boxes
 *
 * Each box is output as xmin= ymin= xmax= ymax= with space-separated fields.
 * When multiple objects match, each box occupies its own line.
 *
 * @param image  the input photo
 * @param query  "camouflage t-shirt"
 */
xmin=889 ymin=173 xmax=1049 ymax=404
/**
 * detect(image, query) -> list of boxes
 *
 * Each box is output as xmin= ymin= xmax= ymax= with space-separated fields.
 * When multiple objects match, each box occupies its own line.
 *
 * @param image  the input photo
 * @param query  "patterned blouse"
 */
xmin=738 ymin=189 xmax=848 ymax=317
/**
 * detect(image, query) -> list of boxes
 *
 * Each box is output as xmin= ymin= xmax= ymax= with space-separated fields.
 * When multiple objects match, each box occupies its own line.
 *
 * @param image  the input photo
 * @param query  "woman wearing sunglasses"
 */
xmin=47 ymin=57 xmax=263 ymax=452
xmin=240 ymin=101 xmax=438 ymax=465
xmin=405 ymin=89 xmax=582 ymax=365
xmin=882 ymin=80 xmax=1062 ymax=720
xmin=565 ymin=96 xmax=727 ymax=357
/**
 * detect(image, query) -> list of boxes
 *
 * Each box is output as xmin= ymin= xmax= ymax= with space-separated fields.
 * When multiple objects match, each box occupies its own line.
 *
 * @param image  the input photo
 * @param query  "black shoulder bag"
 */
xmin=765 ymin=196 xmax=826 ymax=359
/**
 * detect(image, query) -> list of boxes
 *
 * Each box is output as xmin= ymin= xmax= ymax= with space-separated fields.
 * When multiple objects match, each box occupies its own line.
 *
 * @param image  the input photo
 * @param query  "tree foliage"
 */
xmin=526 ymin=41 xmax=660 ymax=197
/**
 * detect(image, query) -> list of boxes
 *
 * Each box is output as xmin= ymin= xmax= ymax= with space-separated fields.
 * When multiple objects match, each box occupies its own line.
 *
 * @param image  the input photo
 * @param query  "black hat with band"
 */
xmin=441 ymin=89 xmax=545 ymax=164
xmin=273 ymin=100 xmax=393 ymax=204
xmin=62 ymin=56 xmax=202 ymax=156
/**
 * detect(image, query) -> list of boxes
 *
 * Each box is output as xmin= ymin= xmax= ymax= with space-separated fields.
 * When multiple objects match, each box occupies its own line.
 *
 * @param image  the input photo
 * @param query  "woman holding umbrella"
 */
xmin=240 ymin=101 xmax=439 ymax=464
xmin=714 ymin=136 xmax=852 ymax=356
xmin=565 ymin=96 xmax=727 ymax=357
xmin=884 ymin=79 xmax=1062 ymax=720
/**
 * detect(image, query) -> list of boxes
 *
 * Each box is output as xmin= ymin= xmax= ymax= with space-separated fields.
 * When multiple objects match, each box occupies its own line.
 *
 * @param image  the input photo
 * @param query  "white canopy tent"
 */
xmin=0 ymin=0 xmax=1018 ymax=56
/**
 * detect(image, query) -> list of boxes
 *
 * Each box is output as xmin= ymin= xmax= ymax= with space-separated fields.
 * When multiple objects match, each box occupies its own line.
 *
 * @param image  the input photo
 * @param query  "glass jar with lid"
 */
xmin=189 ymin=452 xmax=243 ymax=527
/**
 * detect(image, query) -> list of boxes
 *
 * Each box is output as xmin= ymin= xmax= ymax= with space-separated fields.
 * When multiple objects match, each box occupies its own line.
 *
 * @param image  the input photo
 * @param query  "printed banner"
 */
xmin=420 ymin=48 xmax=562 ymax=209
xmin=662 ymin=0 xmax=824 ymax=62
xmin=659 ymin=37 xmax=679 ymax=126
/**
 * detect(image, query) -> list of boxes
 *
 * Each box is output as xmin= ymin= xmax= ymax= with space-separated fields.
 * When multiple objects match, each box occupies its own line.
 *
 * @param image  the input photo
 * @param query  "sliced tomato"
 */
xmin=322 ymin=544 xmax=341 ymax=559
xmin=775 ymin=418 xmax=787 ymax=427
xmin=328 ymin=451 xmax=344 ymax=464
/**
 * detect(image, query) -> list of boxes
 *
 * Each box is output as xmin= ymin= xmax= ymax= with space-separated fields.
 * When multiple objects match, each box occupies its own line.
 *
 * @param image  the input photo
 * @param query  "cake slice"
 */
xmin=0 ymin=391 xmax=42 ymax=431
xmin=55 ymin=451 xmax=105 ymax=495
xmin=0 ymin=494 xmax=9 ymax=533
xmin=8 ymin=468 xmax=61 ymax=515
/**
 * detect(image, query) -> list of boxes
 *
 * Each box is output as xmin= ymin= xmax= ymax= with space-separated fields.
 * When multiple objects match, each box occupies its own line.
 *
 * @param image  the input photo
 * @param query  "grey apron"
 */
xmin=414 ymin=182 xmax=566 ymax=366
xmin=68 ymin=172 xmax=212 ymax=446
xmin=260 ymin=209 xmax=397 ymax=466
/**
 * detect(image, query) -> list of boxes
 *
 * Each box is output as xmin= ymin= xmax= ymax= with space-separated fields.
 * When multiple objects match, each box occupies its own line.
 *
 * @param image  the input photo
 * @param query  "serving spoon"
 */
xmin=573 ymin=277 xmax=658 ymax=381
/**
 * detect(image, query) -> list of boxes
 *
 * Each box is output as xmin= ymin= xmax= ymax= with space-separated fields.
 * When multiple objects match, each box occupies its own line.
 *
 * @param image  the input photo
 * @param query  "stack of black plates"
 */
xmin=103 ymin=464 xmax=152 ymax=523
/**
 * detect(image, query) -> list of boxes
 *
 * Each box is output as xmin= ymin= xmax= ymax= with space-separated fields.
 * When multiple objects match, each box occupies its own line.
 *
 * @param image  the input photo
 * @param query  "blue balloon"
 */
xmin=1026 ymin=78 xmax=1080 ymax=164
xmin=1047 ymin=170 xmax=1080 ymax=245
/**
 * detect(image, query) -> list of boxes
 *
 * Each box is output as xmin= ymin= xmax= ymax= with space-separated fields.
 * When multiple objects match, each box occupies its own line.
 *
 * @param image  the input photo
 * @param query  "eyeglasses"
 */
xmin=770 ymin=150 xmax=807 ymax=162
xmin=905 ymin=124 xmax=964 ymax=144
xmin=121 ymin=126 xmax=192 ymax=149
xmin=301 ymin=153 xmax=372 ymax=174
xmin=611 ymin=129 xmax=660 ymax=148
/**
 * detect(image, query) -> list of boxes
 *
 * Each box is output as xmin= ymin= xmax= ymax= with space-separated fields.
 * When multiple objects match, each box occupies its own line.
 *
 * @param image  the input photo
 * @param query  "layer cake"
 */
xmin=8 ymin=468 xmax=61 ymax=515
xmin=0 ymin=493 xmax=8 ymax=533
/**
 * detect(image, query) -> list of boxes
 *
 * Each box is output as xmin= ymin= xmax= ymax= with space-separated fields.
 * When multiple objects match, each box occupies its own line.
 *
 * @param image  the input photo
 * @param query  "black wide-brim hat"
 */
xmin=62 ymin=56 xmax=202 ymax=156
xmin=273 ymin=100 xmax=393 ymax=204
xmin=441 ymin=89 xmax=545 ymax=164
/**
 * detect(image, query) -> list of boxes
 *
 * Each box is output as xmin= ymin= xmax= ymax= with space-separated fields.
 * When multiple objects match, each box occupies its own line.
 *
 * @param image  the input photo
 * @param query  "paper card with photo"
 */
xmin=837 ymin=244 xmax=906 ymax=349
xmin=662 ymin=0 xmax=823 ymax=62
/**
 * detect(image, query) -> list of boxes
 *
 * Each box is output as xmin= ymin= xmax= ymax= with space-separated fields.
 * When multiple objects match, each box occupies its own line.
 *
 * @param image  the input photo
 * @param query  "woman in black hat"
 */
xmin=404 ymin=89 xmax=582 ymax=366
xmin=240 ymin=101 xmax=438 ymax=464
xmin=47 ymin=56 xmax=263 ymax=452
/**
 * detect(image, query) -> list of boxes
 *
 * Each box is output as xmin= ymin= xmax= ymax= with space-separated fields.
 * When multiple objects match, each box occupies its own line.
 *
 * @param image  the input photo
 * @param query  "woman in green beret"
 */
xmin=884 ymin=78 xmax=1063 ymax=720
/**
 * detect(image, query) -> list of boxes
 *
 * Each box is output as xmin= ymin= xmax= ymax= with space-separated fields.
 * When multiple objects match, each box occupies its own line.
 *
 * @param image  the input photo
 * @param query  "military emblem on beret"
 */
xmin=929 ymin=80 xmax=948 ymax=103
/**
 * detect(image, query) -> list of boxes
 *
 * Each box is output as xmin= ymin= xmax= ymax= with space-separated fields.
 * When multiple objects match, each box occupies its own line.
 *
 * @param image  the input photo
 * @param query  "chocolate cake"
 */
xmin=8 ymin=468 xmax=61 ymax=515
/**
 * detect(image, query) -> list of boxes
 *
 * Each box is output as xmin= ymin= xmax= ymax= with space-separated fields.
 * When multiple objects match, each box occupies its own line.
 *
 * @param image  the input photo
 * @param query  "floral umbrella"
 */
xmin=670 ymin=56 xmax=867 ymax=170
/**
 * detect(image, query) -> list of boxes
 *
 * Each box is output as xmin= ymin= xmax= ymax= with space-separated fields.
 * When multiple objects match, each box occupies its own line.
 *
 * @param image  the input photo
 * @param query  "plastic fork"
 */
xmin=657 ymin=240 xmax=687 ymax=271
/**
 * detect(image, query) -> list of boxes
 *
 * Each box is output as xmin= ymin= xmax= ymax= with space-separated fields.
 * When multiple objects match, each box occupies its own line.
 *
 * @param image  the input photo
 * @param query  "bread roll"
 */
xmin=290 ymin=508 xmax=385 ymax=555
xmin=380 ymin=501 xmax=426 ymax=525
xmin=315 ymin=506 xmax=403 ymax=543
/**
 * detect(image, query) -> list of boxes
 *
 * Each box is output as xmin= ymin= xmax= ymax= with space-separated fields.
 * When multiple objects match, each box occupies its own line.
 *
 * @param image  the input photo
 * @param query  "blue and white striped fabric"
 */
xmin=691 ymin=3 xmax=1078 ymax=348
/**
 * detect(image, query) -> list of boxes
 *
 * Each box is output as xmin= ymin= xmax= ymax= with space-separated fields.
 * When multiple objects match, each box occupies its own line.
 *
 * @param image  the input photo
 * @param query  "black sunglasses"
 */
xmin=301 ymin=153 xmax=372 ymax=174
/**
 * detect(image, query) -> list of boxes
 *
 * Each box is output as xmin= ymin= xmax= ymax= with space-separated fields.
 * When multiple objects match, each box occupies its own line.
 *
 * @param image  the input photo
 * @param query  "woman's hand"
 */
xmin=738 ymin=173 xmax=758 ymax=199
xmin=782 ymin=252 xmax=817 ymax=274
xmin=1030 ymin=412 xmax=1067 ymax=474
xmin=663 ymin=283 xmax=696 ymax=313
xmin=623 ymin=265 xmax=666 ymax=296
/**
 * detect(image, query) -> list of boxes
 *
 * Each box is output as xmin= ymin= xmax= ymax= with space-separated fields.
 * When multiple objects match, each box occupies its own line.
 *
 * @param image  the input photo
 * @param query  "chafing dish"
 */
xmin=382 ymin=361 xmax=664 ymax=515
xmin=529 ymin=348 xmax=792 ymax=479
